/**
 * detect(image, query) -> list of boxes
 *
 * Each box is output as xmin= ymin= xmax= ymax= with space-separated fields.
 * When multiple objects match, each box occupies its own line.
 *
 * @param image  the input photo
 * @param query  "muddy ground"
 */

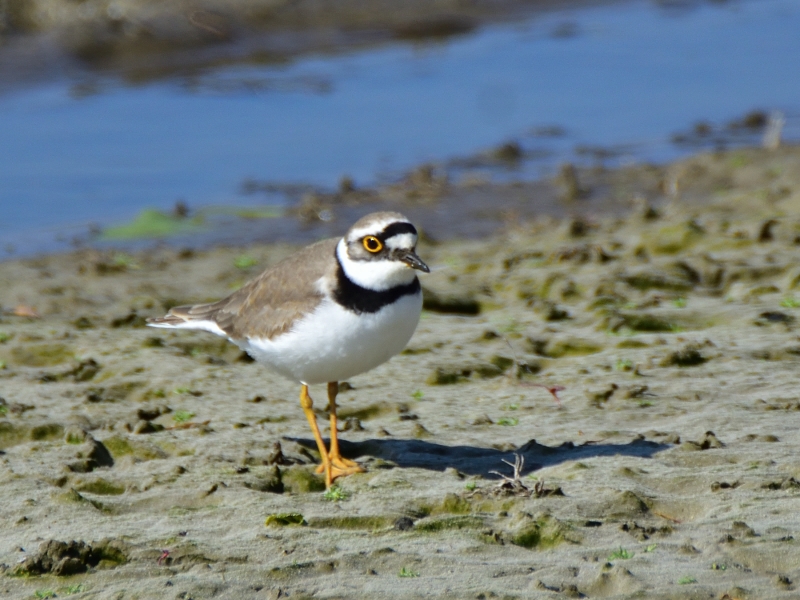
xmin=2 ymin=144 xmax=800 ymax=599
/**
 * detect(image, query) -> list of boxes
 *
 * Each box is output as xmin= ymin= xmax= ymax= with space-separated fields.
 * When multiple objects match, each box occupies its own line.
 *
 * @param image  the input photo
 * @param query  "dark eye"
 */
xmin=362 ymin=236 xmax=383 ymax=253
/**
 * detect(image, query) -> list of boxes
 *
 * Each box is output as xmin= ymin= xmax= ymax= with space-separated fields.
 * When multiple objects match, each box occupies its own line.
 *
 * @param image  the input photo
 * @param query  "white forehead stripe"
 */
xmin=385 ymin=233 xmax=416 ymax=249
xmin=348 ymin=218 xmax=411 ymax=241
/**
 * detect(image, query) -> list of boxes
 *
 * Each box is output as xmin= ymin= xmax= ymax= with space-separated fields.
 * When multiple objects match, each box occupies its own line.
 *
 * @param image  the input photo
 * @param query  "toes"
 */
xmin=331 ymin=458 xmax=360 ymax=469
xmin=329 ymin=465 xmax=364 ymax=482
xmin=316 ymin=458 xmax=365 ymax=487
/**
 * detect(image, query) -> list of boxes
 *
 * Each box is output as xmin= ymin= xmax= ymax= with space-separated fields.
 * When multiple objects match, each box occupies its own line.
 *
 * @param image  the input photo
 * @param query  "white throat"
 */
xmin=336 ymin=239 xmax=417 ymax=292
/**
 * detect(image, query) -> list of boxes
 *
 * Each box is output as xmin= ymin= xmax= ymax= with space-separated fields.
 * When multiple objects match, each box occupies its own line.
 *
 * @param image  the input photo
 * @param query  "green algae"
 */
xmin=309 ymin=515 xmax=392 ymax=530
xmin=102 ymin=209 xmax=205 ymax=240
xmin=623 ymin=272 xmax=694 ymax=291
xmin=508 ymin=514 xmax=569 ymax=550
xmin=546 ymin=338 xmax=603 ymax=358
xmin=265 ymin=513 xmax=306 ymax=527
xmin=103 ymin=206 xmax=281 ymax=241
xmin=30 ymin=423 xmax=64 ymax=441
xmin=432 ymin=493 xmax=472 ymax=515
xmin=281 ymin=466 xmax=326 ymax=494
xmin=616 ymin=339 xmax=649 ymax=349
xmin=56 ymin=488 xmax=108 ymax=511
xmin=8 ymin=343 xmax=74 ymax=367
xmin=0 ymin=420 xmax=26 ymax=449
xmin=65 ymin=429 xmax=88 ymax=445
xmin=611 ymin=313 xmax=677 ymax=333
xmin=646 ymin=222 xmax=705 ymax=255
xmin=426 ymin=367 xmax=467 ymax=385
xmin=74 ymin=478 xmax=126 ymax=496
xmin=415 ymin=515 xmax=485 ymax=532
xmin=489 ymin=354 xmax=514 ymax=372
xmin=102 ymin=435 xmax=168 ymax=461
xmin=102 ymin=436 xmax=134 ymax=458
xmin=85 ymin=381 xmax=144 ymax=403
xmin=426 ymin=362 xmax=504 ymax=385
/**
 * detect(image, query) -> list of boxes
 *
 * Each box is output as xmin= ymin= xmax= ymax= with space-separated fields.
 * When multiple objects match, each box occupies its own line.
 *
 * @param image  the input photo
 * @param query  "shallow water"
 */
xmin=1 ymin=0 xmax=799 ymax=256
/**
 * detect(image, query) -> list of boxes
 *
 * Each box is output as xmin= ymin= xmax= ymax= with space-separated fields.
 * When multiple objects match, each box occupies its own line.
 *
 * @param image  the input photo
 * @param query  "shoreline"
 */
xmin=0 ymin=0 xmax=619 ymax=90
xmin=6 ymin=138 xmax=791 ymax=263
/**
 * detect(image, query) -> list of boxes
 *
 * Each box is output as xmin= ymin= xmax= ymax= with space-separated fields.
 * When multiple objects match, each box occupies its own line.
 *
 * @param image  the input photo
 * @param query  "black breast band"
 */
xmin=333 ymin=261 xmax=420 ymax=314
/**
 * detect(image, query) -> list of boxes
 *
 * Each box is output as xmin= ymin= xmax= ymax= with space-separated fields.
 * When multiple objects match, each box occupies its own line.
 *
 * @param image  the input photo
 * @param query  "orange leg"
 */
xmin=315 ymin=381 xmax=364 ymax=482
xmin=299 ymin=384 xmax=332 ymax=488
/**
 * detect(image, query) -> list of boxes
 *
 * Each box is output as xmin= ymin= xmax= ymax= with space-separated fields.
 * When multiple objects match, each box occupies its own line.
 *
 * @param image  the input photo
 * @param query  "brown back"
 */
xmin=167 ymin=237 xmax=339 ymax=340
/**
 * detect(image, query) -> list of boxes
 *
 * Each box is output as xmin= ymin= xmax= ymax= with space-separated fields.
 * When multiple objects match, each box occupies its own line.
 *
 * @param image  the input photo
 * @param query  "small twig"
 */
xmin=489 ymin=454 xmax=525 ymax=484
xmin=652 ymin=510 xmax=683 ymax=524
xmin=488 ymin=454 xmax=535 ymax=497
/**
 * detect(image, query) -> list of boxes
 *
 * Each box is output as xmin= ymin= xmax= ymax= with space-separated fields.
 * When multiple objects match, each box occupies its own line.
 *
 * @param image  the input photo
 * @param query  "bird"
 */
xmin=147 ymin=212 xmax=429 ymax=487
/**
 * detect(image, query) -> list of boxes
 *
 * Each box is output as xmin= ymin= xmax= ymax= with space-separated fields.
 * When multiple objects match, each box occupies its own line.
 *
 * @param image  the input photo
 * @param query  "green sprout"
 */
xmin=323 ymin=485 xmax=349 ymax=502
xmin=173 ymin=410 xmax=195 ymax=423
xmin=63 ymin=584 xmax=86 ymax=595
xmin=608 ymin=547 xmax=634 ymax=560
xmin=678 ymin=576 xmax=697 ymax=584
xmin=616 ymin=358 xmax=633 ymax=371
xmin=497 ymin=417 xmax=518 ymax=426
xmin=780 ymin=297 xmax=800 ymax=308
xmin=399 ymin=567 xmax=419 ymax=578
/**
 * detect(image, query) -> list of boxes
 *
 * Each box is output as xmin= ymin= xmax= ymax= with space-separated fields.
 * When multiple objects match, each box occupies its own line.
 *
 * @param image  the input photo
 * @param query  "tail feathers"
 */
xmin=146 ymin=302 xmax=227 ymax=336
xmin=146 ymin=314 xmax=186 ymax=327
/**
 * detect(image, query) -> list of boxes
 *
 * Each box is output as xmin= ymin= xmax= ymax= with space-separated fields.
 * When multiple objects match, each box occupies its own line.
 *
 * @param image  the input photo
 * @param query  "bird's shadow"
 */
xmin=290 ymin=436 xmax=669 ymax=479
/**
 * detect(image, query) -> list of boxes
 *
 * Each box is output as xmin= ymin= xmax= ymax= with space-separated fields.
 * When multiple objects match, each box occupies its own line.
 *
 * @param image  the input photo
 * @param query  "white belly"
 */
xmin=238 ymin=292 xmax=422 ymax=385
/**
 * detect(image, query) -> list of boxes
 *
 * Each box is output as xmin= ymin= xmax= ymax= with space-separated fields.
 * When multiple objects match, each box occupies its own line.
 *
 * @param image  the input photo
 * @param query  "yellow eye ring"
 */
xmin=362 ymin=236 xmax=383 ymax=253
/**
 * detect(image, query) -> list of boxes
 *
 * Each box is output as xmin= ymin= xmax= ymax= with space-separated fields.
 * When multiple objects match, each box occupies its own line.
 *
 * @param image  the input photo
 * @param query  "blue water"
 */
xmin=1 ymin=0 xmax=799 ymax=255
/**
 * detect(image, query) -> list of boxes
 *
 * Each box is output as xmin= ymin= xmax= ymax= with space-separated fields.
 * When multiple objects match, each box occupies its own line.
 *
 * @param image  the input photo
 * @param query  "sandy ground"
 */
xmin=2 ymin=145 xmax=800 ymax=599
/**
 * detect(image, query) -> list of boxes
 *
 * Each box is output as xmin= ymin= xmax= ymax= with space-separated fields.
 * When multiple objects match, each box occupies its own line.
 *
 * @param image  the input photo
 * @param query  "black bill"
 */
xmin=401 ymin=251 xmax=430 ymax=273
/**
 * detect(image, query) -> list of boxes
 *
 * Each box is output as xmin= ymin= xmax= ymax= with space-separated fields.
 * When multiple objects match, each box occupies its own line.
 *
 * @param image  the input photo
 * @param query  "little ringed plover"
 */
xmin=147 ymin=211 xmax=429 ymax=487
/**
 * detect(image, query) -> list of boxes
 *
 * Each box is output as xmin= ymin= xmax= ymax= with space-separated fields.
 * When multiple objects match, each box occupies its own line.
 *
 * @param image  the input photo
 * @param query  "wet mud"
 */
xmin=2 ymin=144 xmax=800 ymax=598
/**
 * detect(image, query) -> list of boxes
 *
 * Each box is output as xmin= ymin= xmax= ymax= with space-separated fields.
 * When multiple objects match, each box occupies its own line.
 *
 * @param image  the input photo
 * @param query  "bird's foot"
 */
xmin=316 ymin=455 xmax=365 ymax=483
